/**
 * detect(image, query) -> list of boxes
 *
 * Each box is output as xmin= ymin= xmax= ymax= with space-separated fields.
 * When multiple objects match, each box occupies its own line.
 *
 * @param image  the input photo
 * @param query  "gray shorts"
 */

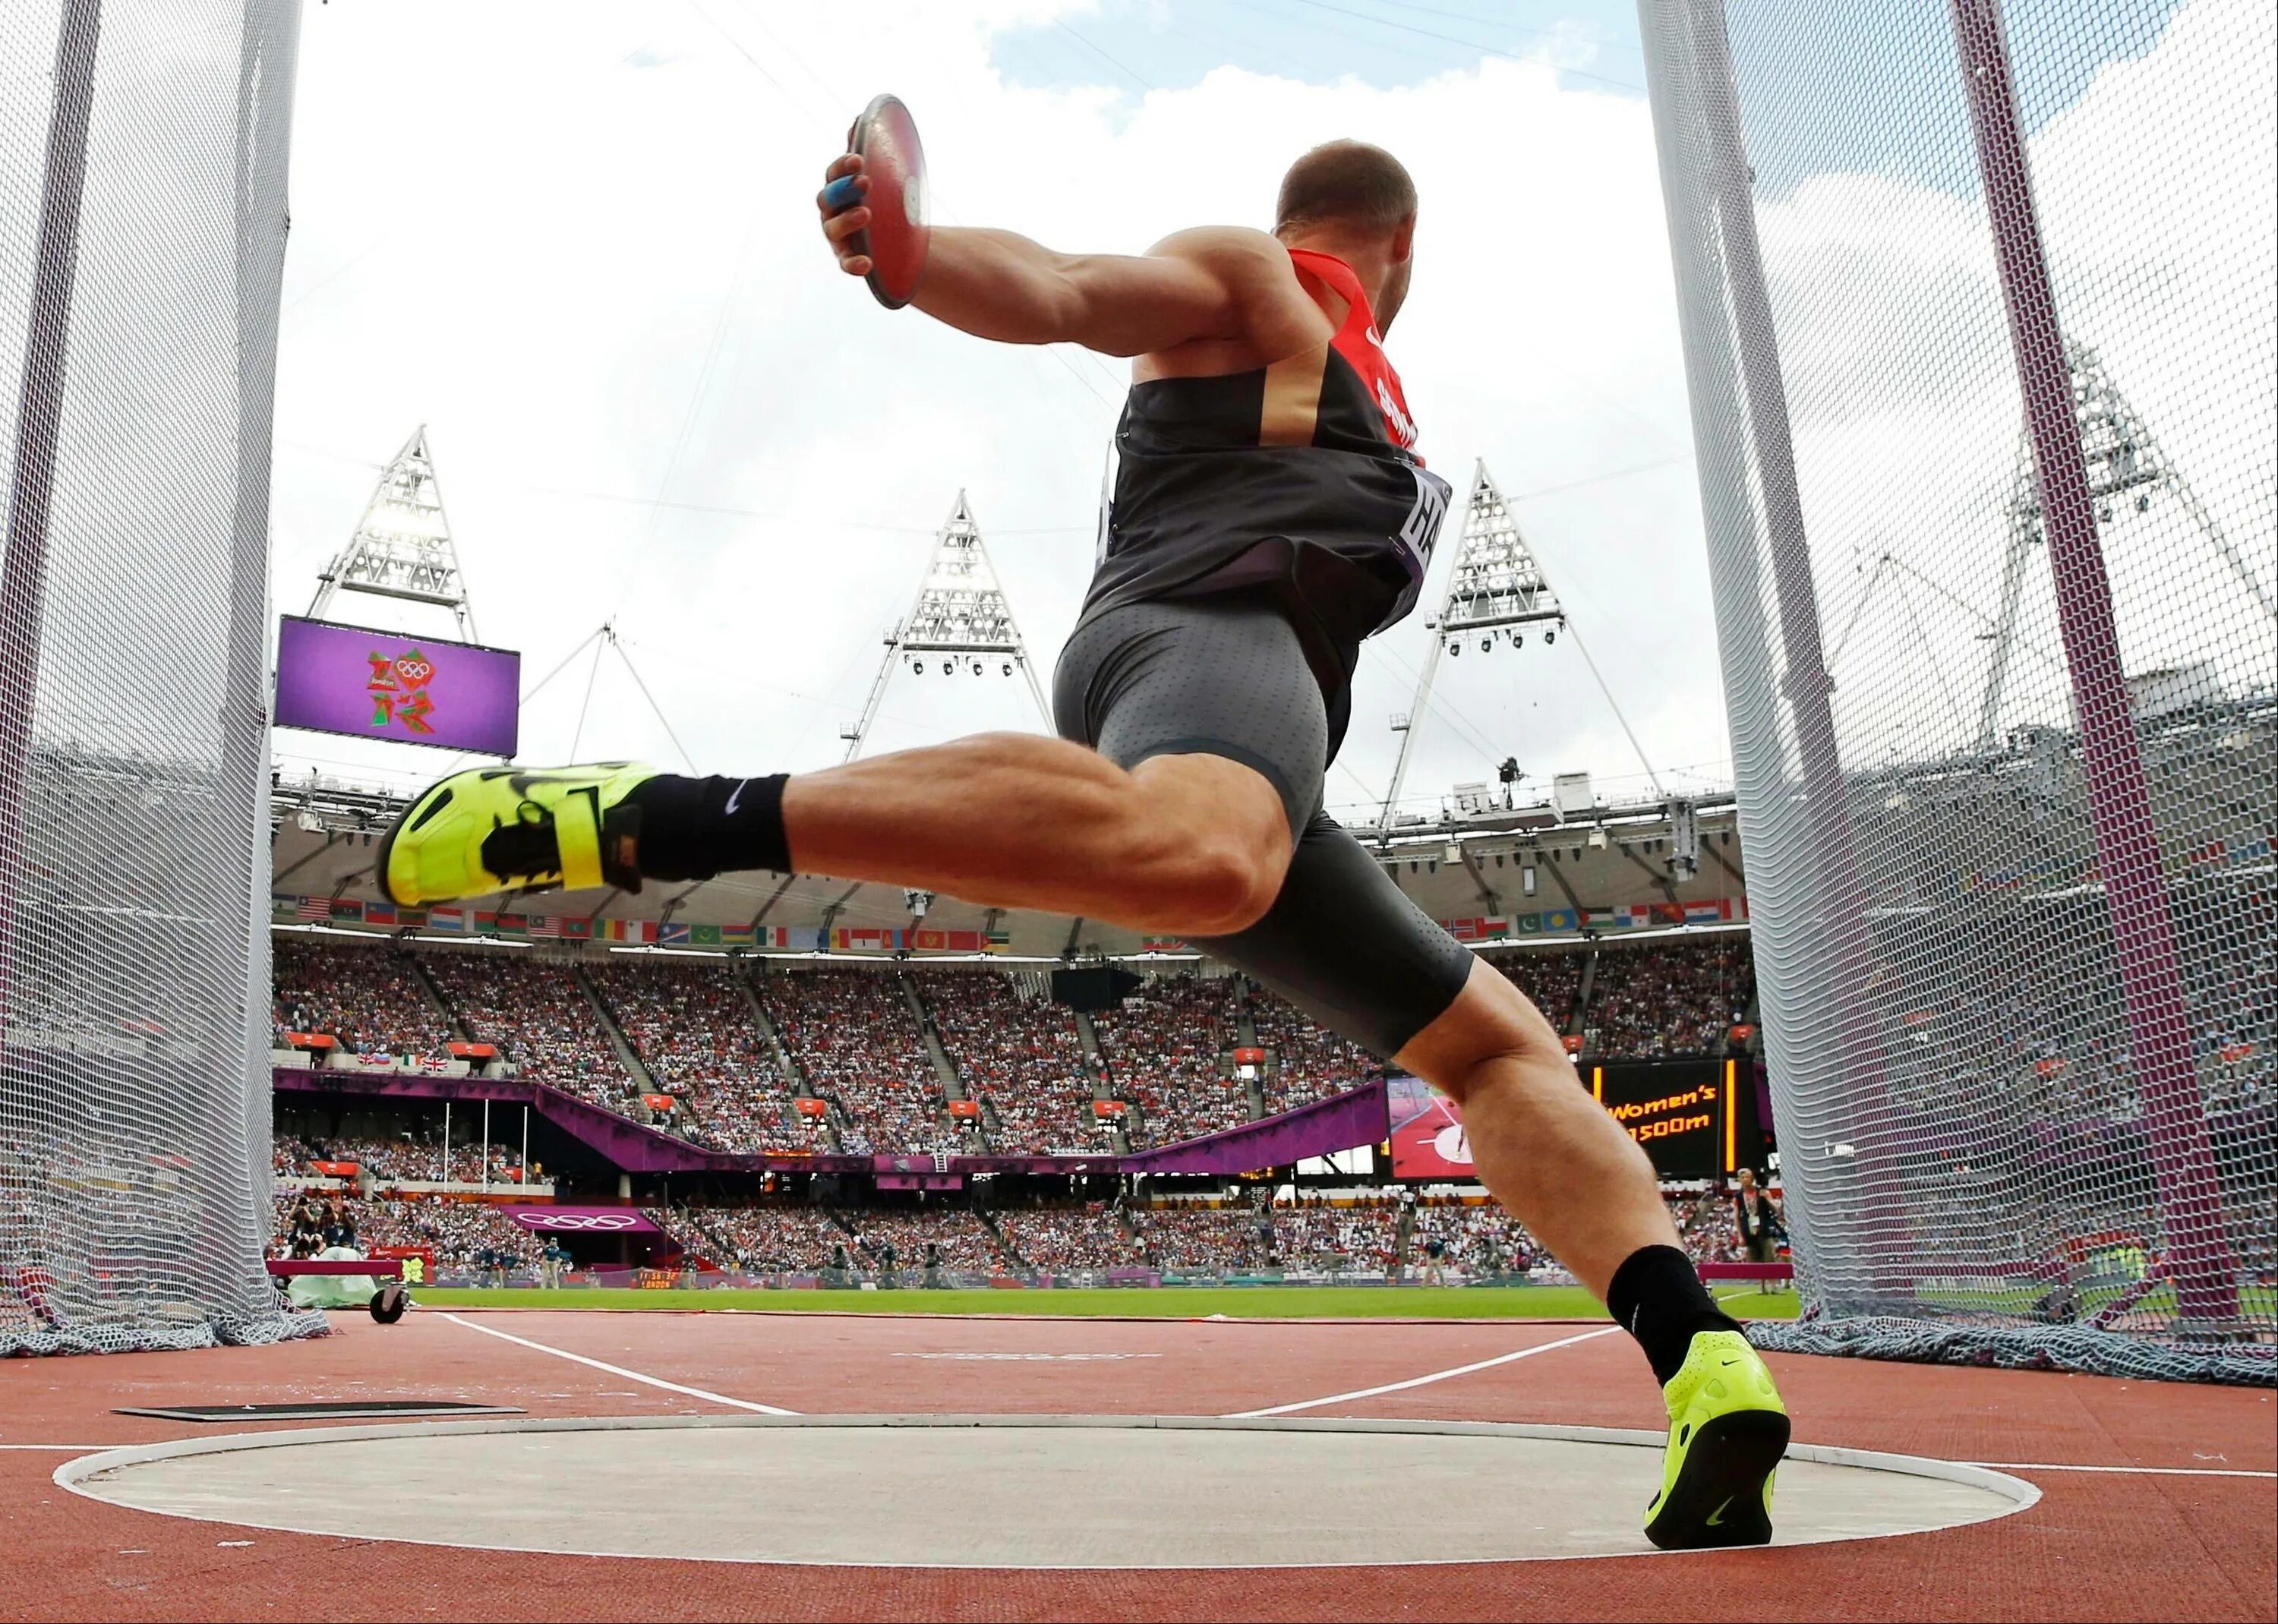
xmin=1052 ymin=592 xmax=1475 ymax=1059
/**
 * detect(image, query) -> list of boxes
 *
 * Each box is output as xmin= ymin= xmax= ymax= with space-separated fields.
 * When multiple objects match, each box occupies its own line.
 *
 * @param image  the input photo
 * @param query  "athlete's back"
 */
xmin=1086 ymin=241 xmax=1451 ymax=669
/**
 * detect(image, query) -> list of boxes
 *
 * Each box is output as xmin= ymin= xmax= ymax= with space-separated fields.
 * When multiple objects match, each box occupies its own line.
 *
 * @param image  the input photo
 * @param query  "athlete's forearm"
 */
xmin=910 ymin=227 xmax=1232 ymax=357
xmin=908 ymin=228 xmax=1086 ymax=345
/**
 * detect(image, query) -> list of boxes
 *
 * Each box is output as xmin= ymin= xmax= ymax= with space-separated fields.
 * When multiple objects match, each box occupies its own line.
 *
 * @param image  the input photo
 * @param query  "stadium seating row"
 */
xmin=271 ymin=1167 xmax=1766 ymax=1279
xmin=270 ymin=935 xmax=1758 ymax=1156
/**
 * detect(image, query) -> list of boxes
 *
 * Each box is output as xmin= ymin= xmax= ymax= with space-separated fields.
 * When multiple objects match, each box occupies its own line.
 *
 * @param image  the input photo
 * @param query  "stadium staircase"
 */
xmin=572 ymin=963 xmax=656 ymax=1093
xmin=1232 ymin=993 xmax=1270 ymax=1119
xmin=901 ymin=973 xmax=986 ymax=1150
xmin=406 ymin=953 xmax=472 ymax=1042
xmin=1569 ymin=947 xmax=1601 ymax=1040
xmin=973 ymin=1207 xmax=1024 ymax=1275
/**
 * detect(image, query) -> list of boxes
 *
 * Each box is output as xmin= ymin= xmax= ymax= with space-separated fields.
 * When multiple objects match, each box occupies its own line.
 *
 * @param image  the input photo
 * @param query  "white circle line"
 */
xmin=53 ymin=1414 xmax=2041 ymax=1570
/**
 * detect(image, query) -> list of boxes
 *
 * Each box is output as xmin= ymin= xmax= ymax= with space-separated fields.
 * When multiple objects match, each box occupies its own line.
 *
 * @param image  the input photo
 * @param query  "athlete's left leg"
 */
xmin=1197 ymin=816 xmax=1787 ymax=1550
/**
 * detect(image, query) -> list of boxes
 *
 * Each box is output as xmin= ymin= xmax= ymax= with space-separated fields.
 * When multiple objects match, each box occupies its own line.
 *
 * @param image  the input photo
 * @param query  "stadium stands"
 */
xmin=1584 ymin=938 xmax=1755 ymax=1058
xmin=1274 ymin=1199 xmax=1402 ymax=1272
xmin=1248 ymin=992 xmax=1374 ymax=1115
xmin=1092 ymin=974 xmax=1249 ymax=1145
xmin=590 ymin=959 xmax=822 ymax=1154
xmin=841 ymin=1206 xmax=1004 ymax=1273
xmin=272 ymin=937 xmax=455 ymax=1056
xmin=267 ymin=932 xmax=1768 ymax=1170
xmin=421 ymin=952 xmax=633 ymax=1106
xmin=1132 ymin=1203 xmax=1272 ymax=1273
xmin=756 ymin=969 xmax=952 ymax=1153
xmin=992 ymin=1201 xmax=1138 ymax=1274
xmin=912 ymin=970 xmax=1104 ymax=1153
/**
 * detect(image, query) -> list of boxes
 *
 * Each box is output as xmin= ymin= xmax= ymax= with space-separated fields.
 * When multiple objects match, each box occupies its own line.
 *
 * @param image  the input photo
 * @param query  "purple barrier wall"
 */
xmin=1121 ymin=1079 xmax=1390 ymax=1175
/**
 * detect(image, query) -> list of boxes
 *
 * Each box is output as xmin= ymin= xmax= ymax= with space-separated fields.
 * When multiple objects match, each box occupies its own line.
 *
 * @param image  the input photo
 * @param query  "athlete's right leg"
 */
xmin=380 ymin=738 xmax=1291 ymax=938
xmin=377 ymin=593 xmax=1318 ymax=938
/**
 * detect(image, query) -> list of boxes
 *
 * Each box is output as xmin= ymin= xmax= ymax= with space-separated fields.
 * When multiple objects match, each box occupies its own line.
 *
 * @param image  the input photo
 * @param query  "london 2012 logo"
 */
xmin=366 ymin=648 xmax=438 ymax=736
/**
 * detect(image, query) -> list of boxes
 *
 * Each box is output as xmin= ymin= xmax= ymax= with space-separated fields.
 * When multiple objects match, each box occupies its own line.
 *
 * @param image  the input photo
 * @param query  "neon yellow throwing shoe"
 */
xmin=377 ymin=762 xmax=657 ymax=906
xmin=1643 ymin=1329 xmax=1788 ymax=1550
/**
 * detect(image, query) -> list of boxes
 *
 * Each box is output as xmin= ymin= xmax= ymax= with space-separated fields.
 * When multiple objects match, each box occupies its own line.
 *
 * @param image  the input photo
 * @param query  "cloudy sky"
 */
xmin=266 ymin=0 xmax=2267 ymax=818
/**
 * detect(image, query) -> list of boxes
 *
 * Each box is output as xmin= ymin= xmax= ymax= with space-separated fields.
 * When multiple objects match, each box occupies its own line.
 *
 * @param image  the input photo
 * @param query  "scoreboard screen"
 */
xmin=274 ymin=615 xmax=520 ymax=755
xmin=1593 ymin=1061 xmax=1725 ymax=1179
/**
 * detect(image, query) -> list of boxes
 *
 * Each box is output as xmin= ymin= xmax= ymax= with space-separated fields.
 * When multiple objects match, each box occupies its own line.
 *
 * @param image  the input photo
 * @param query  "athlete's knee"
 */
xmin=1134 ymin=816 xmax=1288 ymax=933
xmin=1122 ymin=759 xmax=1291 ymax=933
xmin=1395 ymin=960 xmax=1569 ymax=1102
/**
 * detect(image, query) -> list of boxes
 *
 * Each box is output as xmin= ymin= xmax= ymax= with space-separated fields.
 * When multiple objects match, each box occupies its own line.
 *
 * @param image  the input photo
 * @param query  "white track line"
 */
xmin=1964 ymin=1462 xmax=2275 ymax=1479
xmin=440 ymin=1311 xmax=798 ymax=1416
xmin=1224 ymin=1326 xmax=1622 ymax=1418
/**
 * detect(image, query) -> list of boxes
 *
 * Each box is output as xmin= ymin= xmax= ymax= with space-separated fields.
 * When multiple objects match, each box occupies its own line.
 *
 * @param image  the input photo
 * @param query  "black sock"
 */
xmin=622 ymin=773 xmax=790 ymax=881
xmin=1606 ymin=1244 xmax=1741 ymax=1387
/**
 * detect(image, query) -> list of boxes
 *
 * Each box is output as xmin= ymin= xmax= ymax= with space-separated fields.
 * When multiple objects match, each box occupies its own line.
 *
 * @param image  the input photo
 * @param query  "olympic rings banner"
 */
xmin=504 ymin=1206 xmax=660 ymax=1234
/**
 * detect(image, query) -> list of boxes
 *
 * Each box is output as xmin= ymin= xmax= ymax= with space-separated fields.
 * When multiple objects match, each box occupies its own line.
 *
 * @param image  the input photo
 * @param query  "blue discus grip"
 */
xmin=822 ymin=175 xmax=863 ymax=213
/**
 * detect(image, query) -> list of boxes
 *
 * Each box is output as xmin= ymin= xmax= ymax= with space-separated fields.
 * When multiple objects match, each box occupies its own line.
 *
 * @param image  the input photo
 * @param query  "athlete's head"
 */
xmin=1273 ymin=140 xmax=1418 ymax=329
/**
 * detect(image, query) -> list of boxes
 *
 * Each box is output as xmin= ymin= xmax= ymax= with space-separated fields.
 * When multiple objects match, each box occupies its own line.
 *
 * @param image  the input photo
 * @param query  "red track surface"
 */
xmin=1 ymin=1308 xmax=2270 ymax=1622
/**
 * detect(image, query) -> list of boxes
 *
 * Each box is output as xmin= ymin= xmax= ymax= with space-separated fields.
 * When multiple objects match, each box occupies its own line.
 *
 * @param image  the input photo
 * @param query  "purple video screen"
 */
xmin=273 ymin=616 xmax=519 ymax=756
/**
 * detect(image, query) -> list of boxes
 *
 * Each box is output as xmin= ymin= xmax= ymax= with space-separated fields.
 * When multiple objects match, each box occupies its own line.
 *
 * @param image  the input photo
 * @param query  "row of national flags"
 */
xmin=1440 ymin=898 xmax=1745 ymax=941
xmin=271 ymin=894 xmax=1009 ymax=954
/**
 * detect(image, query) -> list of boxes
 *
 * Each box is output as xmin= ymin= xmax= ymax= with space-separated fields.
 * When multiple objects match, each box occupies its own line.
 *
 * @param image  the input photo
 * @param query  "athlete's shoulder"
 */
xmin=1141 ymin=226 xmax=1308 ymax=301
xmin=1143 ymin=225 xmax=1289 ymax=270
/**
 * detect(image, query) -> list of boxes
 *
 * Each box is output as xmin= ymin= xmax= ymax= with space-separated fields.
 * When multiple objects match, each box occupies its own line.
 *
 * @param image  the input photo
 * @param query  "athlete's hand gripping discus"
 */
xmin=824 ymin=94 xmax=929 ymax=309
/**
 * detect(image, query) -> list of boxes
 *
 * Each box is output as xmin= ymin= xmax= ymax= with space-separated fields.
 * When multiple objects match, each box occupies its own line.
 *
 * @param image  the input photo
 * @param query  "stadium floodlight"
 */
xmin=1378 ymin=463 xmax=1568 ymax=834
xmin=841 ymin=491 xmax=1050 ymax=762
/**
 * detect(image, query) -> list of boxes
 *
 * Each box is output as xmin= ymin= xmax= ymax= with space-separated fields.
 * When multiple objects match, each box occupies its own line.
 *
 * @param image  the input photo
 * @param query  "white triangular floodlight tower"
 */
xmin=1977 ymin=340 xmax=2276 ymax=747
xmin=1376 ymin=462 xmax=1566 ymax=834
xmin=307 ymin=426 xmax=480 ymax=640
xmin=839 ymin=491 xmax=1052 ymax=762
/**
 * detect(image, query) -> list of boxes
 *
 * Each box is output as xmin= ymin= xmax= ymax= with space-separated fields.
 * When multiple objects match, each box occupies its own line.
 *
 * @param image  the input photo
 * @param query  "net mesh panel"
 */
xmin=1639 ymin=0 xmax=2274 ymax=1383
xmin=0 ymin=0 xmax=320 ymax=1353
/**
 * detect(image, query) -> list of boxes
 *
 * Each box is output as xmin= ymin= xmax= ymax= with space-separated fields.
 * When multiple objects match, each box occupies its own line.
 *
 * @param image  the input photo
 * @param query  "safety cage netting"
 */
xmin=0 ymin=0 xmax=319 ymax=1352
xmin=1637 ymin=0 xmax=2273 ymax=1382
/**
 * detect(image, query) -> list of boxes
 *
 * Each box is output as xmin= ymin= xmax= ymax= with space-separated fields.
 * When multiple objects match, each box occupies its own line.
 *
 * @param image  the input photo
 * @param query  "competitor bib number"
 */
xmin=1399 ymin=465 xmax=1452 ymax=566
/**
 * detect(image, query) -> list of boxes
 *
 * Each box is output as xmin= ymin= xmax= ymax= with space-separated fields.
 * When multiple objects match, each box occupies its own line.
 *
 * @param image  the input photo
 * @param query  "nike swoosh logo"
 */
xmin=724 ymin=777 xmax=750 ymax=816
xmin=1705 ymin=1496 xmax=1734 ymax=1527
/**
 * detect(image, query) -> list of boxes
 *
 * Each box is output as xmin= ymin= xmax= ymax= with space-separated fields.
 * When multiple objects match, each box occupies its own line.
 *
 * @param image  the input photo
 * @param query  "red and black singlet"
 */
xmin=1078 ymin=247 xmax=1453 ymax=666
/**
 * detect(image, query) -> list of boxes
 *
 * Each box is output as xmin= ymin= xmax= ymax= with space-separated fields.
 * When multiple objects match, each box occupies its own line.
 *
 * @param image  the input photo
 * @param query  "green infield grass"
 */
xmin=408 ymin=1283 xmax=1804 ymax=1320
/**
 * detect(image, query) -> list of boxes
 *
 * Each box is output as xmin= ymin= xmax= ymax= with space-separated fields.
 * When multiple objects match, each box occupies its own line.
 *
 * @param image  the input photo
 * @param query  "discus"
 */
xmin=846 ymin=93 xmax=929 ymax=309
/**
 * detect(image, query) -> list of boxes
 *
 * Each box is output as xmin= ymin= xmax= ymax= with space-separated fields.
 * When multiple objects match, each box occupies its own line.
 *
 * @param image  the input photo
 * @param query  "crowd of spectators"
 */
xmin=270 ymin=1190 xmax=542 ymax=1274
xmin=272 ymin=937 xmax=455 ymax=1057
xmin=659 ymin=1204 xmax=846 ymax=1272
xmin=424 ymin=954 xmax=632 ymax=1106
xmin=1093 ymin=975 xmax=1249 ymax=1146
xmin=1484 ymin=948 xmax=1589 ymax=1034
xmin=1248 ymin=992 xmax=1374 ymax=1115
xmin=992 ymin=1200 xmax=1138 ymax=1273
xmin=841 ymin=1207 xmax=1004 ymax=1274
xmin=1131 ymin=1203 xmax=1273 ymax=1273
xmin=758 ymin=970 xmax=951 ymax=1153
xmin=1275 ymin=1200 xmax=1401 ymax=1272
xmin=913 ymin=971 xmax=1100 ymax=1153
xmin=1409 ymin=1202 xmax=1545 ymax=1275
xmin=1585 ymin=938 xmax=1754 ymax=1057
xmin=592 ymin=960 xmax=822 ymax=1154
xmin=263 ymin=935 xmax=1795 ymax=1159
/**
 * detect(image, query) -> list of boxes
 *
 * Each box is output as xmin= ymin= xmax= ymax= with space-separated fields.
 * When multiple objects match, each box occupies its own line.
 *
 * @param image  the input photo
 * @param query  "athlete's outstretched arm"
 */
xmin=816 ymin=153 xmax=1291 ymax=357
